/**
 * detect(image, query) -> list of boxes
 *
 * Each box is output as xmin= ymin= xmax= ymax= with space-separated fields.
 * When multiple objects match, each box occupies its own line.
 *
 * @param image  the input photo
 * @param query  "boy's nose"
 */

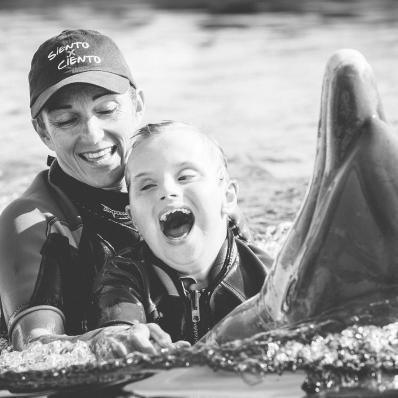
xmin=159 ymin=177 xmax=180 ymax=200
xmin=160 ymin=193 xmax=177 ymax=200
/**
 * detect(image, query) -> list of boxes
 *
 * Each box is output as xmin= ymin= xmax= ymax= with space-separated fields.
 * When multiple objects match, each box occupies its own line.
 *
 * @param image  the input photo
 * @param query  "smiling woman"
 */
xmin=34 ymin=84 xmax=138 ymax=188
xmin=0 ymin=29 xmax=155 ymax=352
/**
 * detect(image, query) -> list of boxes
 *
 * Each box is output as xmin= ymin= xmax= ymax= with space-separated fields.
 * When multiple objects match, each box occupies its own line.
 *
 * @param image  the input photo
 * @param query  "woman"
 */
xmin=0 ymin=29 xmax=173 ymax=354
xmin=0 ymin=29 xmax=248 ymax=355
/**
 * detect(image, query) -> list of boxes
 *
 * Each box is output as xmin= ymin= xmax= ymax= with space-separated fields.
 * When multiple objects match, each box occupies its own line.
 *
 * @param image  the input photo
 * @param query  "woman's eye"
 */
xmin=97 ymin=103 xmax=118 ymax=115
xmin=52 ymin=117 xmax=77 ymax=127
xmin=98 ymin=108 xmax=115 ymax=115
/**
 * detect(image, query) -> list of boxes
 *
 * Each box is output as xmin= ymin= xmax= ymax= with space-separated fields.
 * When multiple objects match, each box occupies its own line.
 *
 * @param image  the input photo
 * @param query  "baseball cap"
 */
xmin=29 ymin=29 xmax=136 ymax=118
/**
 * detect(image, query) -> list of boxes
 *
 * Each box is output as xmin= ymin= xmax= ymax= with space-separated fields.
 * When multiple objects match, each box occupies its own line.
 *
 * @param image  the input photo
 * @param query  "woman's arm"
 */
xmin=0 ymin=196 xmax=67 ymax=348
xmin=10 ymin=308 xmax=65 ymax=349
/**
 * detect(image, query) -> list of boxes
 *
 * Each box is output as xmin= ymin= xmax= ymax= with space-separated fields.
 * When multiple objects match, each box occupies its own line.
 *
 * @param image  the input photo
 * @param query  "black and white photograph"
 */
xmin=1 ymin=1 xmax=398 ymax=397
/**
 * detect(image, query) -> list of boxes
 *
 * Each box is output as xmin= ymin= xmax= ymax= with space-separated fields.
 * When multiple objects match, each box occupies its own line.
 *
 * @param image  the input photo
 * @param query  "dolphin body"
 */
xmin=205 ymin=49 xmax=398 ymax=344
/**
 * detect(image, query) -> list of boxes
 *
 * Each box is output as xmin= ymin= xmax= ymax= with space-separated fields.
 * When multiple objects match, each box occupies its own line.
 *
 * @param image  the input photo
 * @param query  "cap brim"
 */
xmin=30 ymin=71 xmax=131 ymax=118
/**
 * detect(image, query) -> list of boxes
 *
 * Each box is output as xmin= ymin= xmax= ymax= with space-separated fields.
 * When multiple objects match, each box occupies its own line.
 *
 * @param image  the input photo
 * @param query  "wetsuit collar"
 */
xmin=143 ymin=229 xmax=238 ymax=296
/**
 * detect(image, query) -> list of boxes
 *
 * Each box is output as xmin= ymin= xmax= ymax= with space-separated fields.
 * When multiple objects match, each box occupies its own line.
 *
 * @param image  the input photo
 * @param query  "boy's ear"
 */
xmin=222 ymin=179 xmax=239 ymax=216
xmin=32 ymin=118 xmax=55 ymax=152
xmin=125 ymin=204 xmax=133 ymax=221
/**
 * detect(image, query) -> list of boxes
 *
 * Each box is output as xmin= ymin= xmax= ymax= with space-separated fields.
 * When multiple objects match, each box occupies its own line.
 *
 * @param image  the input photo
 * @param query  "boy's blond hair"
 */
xmin=126 ymin=121 xmax=229 ymax=185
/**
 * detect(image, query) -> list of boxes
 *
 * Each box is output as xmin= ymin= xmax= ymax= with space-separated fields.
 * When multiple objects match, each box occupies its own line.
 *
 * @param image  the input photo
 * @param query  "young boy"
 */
xmin=93 ymin=121 xmax=272 ymax=345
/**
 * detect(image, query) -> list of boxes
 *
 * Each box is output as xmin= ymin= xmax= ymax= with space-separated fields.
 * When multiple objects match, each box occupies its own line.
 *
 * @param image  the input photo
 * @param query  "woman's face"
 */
xmin=35 ymin=83 xmax=143 ymax=189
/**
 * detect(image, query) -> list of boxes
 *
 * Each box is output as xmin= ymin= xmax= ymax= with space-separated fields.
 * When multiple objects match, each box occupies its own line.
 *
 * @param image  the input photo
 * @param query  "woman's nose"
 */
xmin=81 ymin=116 xmax=104 ymax=142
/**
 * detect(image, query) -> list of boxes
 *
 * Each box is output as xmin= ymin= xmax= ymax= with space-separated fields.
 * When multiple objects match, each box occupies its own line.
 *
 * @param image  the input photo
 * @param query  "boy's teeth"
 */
xmin=159 ymin=208 xmax=195 ymax=239
xmin=160 ymin=208 xmax=190 ymax=222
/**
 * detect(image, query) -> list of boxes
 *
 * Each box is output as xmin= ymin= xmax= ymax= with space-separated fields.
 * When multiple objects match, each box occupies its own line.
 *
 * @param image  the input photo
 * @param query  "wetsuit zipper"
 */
xmin=187 ymin=231 xmax=236 ymax=343
xmin=189 ymin=288 xmax=201 ymax=343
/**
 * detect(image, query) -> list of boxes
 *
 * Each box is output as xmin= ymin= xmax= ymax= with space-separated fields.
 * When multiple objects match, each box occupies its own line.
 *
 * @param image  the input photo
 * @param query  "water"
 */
xmin=1 ymin=0 xmax=398 ymax=237
xmin=2 ymin=3 xmax=398 ymax=394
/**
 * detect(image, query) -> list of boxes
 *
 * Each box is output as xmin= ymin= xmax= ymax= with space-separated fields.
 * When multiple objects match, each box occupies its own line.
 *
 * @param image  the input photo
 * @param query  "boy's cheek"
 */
xmin=130 ymin=206 xmax=144 ymax=229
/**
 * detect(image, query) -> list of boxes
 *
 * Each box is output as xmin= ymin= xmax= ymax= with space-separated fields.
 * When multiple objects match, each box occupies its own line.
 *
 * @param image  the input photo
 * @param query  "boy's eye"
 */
xmin=178 ymin=175 xmax=192 ymax=181
xmin=140 ymin=183 xmax=156 ymax=191
xmin=178 ymin=170 xmax=198 ymax=182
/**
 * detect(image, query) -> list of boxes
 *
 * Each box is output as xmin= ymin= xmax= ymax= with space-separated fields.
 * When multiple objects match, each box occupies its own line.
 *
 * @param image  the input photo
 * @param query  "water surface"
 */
xmin=1 ymin=0 xmax=398 ymax=237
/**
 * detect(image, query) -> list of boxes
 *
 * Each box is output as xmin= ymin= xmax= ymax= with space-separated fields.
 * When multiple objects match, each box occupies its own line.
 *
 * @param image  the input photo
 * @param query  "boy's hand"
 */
xmin=27 ymin=323 xmax=191 ymax=361
xmin=88 ymin=323 xmax=190 ymax=360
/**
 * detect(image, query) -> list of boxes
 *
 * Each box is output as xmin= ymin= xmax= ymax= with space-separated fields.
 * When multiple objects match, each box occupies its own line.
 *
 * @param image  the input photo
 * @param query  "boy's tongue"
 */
xmin=162 ymin=211 xmax=194 ymax=239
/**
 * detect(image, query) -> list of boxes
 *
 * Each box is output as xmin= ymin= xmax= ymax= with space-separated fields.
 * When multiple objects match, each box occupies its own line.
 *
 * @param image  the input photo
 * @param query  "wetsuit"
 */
xmin=0 ymin=159 xmax=139 ymax=339
xmin=93 ymin=230 xmax=272 ymax=344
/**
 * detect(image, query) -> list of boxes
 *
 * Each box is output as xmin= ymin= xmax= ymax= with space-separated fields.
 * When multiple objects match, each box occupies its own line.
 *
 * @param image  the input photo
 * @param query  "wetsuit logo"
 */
xmin=100 ymin=204 xmax=129 ymax=220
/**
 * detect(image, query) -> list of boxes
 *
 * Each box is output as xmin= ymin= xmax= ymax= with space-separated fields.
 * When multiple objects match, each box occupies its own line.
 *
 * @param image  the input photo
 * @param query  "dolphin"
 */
xmin=204 ymin=48 xmax=398 ymax=344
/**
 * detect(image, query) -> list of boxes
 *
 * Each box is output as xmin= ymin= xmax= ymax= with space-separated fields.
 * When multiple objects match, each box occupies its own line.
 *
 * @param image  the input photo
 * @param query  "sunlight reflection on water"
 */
xmin=1 ymin=1 xmax=398 ymax=236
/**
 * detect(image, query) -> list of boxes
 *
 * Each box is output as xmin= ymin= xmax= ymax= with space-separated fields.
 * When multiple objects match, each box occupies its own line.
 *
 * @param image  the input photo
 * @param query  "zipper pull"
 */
xmin=191 ymin=289 xmax=201 ymax=323
xmin=189 ymin=285 xmax=201 ymax=343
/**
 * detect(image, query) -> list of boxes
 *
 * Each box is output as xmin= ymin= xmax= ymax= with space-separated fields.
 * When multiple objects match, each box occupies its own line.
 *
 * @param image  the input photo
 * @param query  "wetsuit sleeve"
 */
xmin=92 ymin=253 xmax=148 ymax=327
xmin=234 ymin=238 xmax=274 ymax=297
xmin=246 ymin=242 xmax=274 ymax=270
xmin=0 ymin=200 xmax=65 ymax=345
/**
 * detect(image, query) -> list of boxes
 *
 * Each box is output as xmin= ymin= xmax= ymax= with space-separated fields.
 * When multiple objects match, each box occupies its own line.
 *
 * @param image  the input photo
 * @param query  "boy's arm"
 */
xmin=30 ymin=322 xmax=178 ymax=359
xmin=89 ymin=251 xmax=188 ymax=355
xmin=92 ymin=250 xmax=149 ymax=327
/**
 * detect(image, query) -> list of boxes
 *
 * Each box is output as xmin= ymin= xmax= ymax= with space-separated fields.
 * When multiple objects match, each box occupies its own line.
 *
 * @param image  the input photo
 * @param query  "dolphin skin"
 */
xmin=204 ymin=48 xmax=398 ymax=345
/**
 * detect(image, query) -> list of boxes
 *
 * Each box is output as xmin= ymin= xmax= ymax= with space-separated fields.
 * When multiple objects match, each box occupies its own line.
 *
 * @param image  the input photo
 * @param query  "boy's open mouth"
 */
xmin=159 ymin=208 xmax=195 ymax=239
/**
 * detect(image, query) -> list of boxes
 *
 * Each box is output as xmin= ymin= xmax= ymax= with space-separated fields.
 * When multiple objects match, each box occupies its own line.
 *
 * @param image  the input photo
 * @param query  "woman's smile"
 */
xmin=78 ymin=144 xmax=118 ymax=163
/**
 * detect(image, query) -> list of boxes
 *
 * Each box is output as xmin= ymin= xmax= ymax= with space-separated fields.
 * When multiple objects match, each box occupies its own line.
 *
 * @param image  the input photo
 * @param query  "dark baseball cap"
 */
xmin=29 ymin=29 xmax=136 ymax=118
